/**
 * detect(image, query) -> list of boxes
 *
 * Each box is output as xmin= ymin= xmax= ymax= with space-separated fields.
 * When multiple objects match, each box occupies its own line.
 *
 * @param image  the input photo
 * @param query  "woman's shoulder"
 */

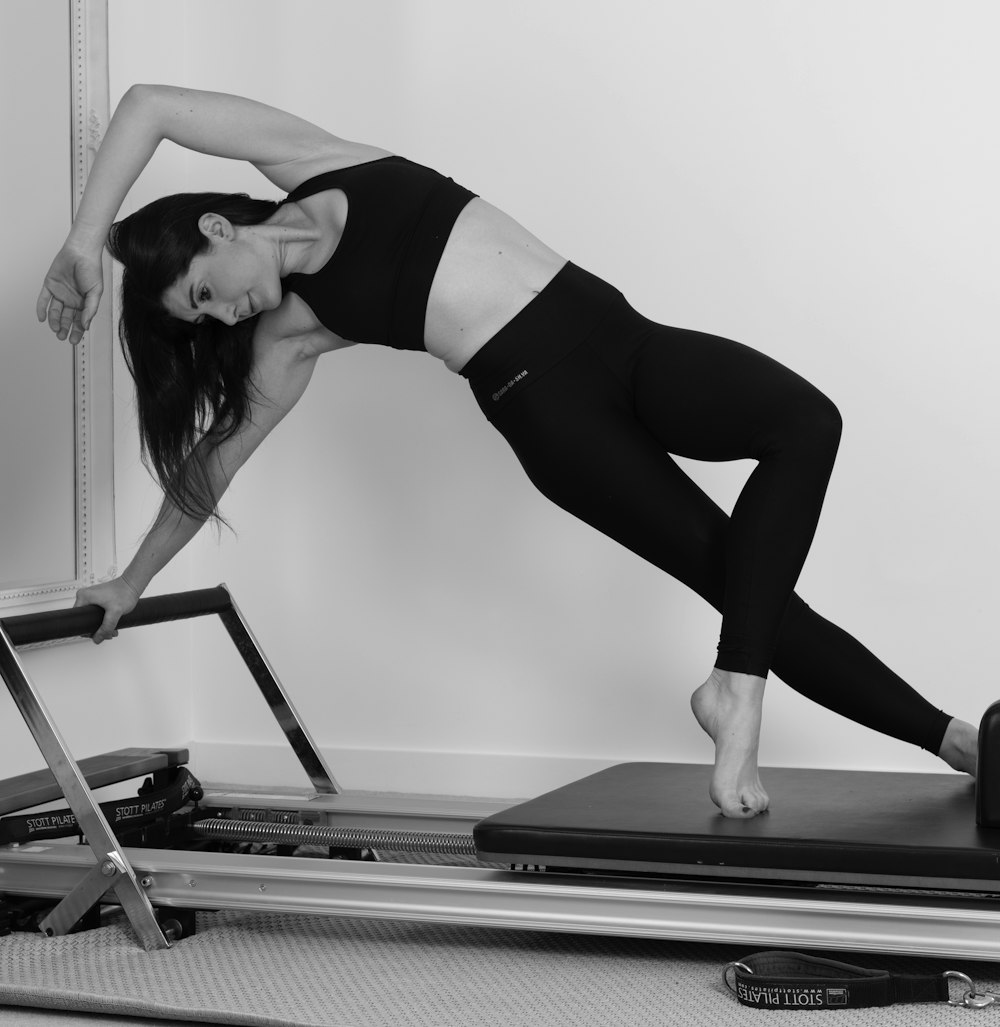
xmin=279 ymin=142 xmax=397 ymax=197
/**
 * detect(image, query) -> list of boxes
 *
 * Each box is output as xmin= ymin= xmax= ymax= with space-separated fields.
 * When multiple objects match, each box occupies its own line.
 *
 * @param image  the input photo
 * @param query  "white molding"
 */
xmin=190 ymin=740 xmax=618 ymax=800
xmin=73 ymin=0 xmax=116 ymax=591
xmin=0 ymin=0 xmax=114 ymax=612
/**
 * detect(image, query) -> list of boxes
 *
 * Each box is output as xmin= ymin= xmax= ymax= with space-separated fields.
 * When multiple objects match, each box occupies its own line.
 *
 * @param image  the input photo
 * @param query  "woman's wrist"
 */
xmin=119 ymin=570 xmax=144 ymax=601
xmin=66 ymin=220 xmax=108 ymax=254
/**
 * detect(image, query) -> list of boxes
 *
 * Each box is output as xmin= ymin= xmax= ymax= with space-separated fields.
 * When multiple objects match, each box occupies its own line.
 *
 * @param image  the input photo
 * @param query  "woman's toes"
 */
xmin=711 ymin=782 xmax=769 ymax=817
xmin=721 ymin=800 xmax=761 ymax=818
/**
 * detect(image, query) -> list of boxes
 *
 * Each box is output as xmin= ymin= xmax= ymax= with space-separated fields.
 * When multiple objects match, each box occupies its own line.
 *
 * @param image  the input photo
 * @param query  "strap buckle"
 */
xmin=723 ymin=961 xmax=753 ymax=996
xmin=944 ymin=971 xmax=997 ymax=1009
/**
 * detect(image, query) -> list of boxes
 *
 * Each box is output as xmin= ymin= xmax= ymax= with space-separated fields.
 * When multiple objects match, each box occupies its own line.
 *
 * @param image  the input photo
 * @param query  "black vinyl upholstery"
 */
xmin=474 ymin=763 xmax=1000 ymax=889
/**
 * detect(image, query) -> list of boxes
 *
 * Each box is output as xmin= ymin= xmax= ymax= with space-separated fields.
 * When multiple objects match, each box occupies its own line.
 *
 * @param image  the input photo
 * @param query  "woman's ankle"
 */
xmin=939 ymin=718 xmax=977 ymax=776
xmin=710 ymin=667 xmax=767 ymax=696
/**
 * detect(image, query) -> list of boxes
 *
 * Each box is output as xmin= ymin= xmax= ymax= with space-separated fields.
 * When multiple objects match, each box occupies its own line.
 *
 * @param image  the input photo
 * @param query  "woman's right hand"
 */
xmin=75 ymin=577 xmax=141 ymax=644
xmin=36 ymin=241 xmax=104 ymax=345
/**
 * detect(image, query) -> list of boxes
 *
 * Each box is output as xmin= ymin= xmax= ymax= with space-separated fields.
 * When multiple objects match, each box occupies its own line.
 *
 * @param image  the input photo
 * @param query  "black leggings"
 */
xmin=461 ymin=262 xmax=952 ymax=755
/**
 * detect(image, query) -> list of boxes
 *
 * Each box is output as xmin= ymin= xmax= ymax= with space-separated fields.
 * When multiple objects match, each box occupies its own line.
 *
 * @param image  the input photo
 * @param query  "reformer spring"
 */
xmin=192 ymin=817 xmax=478 ymax=855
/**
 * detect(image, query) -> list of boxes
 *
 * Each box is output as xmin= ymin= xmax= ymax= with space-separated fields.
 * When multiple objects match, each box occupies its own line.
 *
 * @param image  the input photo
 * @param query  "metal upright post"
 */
xmin=216 ymin=590 xmax=340 ymax=794
xmin=0 ymin=624 xmax=169 ymax=950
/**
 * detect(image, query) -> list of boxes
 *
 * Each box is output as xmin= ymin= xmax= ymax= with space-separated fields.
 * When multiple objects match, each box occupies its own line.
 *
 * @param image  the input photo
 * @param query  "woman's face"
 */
xmin=161 ymin=215 xmax=281 ymax=326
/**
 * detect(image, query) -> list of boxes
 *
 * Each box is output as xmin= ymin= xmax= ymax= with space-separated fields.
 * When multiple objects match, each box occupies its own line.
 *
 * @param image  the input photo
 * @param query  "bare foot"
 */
xmin=938 ymin=718 xmax=978 ymax=776
xmin=690 ymin=669 xmax=770 ymax=818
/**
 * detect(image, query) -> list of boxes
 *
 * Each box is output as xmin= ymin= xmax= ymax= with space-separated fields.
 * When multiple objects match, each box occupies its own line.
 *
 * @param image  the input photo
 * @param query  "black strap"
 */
xmin=727 ymin=952 xmax=949 ymax=1009
xmin=0 ymin=767 xmax=202 ymax=844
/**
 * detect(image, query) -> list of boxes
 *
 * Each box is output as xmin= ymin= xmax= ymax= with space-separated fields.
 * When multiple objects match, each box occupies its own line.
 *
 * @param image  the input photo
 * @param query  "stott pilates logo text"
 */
xmin=737 ymin=983 xmax=849 ymax=1008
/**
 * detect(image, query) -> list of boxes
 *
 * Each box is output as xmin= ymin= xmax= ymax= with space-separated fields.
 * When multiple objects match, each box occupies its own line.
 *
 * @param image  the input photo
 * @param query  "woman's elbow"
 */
xmin=120 ymin=83 xmax=177 ymax=114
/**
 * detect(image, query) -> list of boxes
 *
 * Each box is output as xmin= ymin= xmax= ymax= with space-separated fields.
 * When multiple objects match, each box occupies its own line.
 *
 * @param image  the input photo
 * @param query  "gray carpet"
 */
xmin=0 ymin=1011 xmax=182 ymax=1027
xmin=1 ymin=908 xmax=998 ymax=1026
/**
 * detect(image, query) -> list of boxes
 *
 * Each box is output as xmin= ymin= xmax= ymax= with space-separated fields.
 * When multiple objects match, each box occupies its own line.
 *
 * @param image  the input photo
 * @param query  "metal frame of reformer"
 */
xmin=1 ymin=586 xmax=1000 ymax=959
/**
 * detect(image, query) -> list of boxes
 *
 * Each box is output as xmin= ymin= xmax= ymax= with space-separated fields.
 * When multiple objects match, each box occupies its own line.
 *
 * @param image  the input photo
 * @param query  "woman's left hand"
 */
xmin=36 ymin=242 xmax=104 ymax=345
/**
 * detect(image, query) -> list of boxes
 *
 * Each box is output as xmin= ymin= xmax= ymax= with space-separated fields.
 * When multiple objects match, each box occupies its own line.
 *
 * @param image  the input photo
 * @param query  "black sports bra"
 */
xmin=280 ymin=156 xmax=477 ymax=350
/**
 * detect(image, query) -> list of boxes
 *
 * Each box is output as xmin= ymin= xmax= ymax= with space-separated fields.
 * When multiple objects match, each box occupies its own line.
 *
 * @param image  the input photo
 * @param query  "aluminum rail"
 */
xmin=4 ymin=843 xmax=1000 ymax=961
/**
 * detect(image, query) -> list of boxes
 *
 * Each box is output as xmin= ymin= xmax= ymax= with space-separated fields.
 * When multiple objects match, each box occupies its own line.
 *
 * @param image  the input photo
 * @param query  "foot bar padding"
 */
xmin=0 ymin=586 xmax=233 ymax=646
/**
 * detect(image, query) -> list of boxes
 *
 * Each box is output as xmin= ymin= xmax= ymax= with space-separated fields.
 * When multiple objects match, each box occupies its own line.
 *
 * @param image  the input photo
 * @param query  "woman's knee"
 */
xmin=811 ymin=392 xmax=843 ymax=451
xmin=784 ymin=388 xmax=842 ymax=461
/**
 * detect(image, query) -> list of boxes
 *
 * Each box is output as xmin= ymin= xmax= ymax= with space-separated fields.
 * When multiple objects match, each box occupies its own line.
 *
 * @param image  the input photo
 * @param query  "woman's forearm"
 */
xmin=121 ymin=439 xmax=238 ymax=594
xmin=120 ymin=498 xmax=211 ymax=596
xmin=75 ymin=490 xmax=214 ymax=642
xmin=69 ymin=85 xmax=164 ymax=251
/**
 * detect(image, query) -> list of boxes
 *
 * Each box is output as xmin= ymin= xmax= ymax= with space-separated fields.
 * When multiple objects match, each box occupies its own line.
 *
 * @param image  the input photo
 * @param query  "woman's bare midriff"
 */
xmin=280 ymin=185 xmax=566 ymax=370
xmin=423 ymin=198 xmax=567 ymax=372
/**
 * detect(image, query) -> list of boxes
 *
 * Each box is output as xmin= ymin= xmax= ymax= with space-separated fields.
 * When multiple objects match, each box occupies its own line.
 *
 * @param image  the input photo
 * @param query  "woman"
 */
xmin=37 ymin=85 xmax=979 ymax=818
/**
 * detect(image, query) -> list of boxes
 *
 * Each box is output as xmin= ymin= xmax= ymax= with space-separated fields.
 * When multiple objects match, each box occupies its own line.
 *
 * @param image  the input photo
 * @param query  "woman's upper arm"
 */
xmin=134 ymin=83 xmax=367 ymax=192
xmin=212 ymin=332 xmax=321 ymax=480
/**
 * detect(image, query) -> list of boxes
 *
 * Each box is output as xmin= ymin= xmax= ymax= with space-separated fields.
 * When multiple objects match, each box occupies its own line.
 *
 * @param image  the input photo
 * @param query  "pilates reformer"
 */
xmin=1 ymin=586 xmax=999 ymax=960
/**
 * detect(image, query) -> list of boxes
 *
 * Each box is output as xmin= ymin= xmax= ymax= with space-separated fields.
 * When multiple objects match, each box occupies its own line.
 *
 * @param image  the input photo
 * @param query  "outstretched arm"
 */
xmin=37 ymin=84 xmax=370 ymax=342
xmin=70 ymin=84 xmax=354 ymax=243
xmin=78 ymin=322 xmax=325 ymax=642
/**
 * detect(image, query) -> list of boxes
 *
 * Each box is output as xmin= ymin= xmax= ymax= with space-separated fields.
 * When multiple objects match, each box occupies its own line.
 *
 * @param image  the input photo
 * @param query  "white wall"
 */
xmin=100 ymin=0 xmax=1000 ymax=797
xmin=0 ymin=1 xmax=194 ymax=785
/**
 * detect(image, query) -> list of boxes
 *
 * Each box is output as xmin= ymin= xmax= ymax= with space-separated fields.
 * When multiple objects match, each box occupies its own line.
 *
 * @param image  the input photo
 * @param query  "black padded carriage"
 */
xmin=474 ymin=762 xmax=1000 ymax=892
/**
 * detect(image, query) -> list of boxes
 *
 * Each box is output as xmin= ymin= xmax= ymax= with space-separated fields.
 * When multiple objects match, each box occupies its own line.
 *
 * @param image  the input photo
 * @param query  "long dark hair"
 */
xmin=107 ymin=192 xmax=279 ymax=524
